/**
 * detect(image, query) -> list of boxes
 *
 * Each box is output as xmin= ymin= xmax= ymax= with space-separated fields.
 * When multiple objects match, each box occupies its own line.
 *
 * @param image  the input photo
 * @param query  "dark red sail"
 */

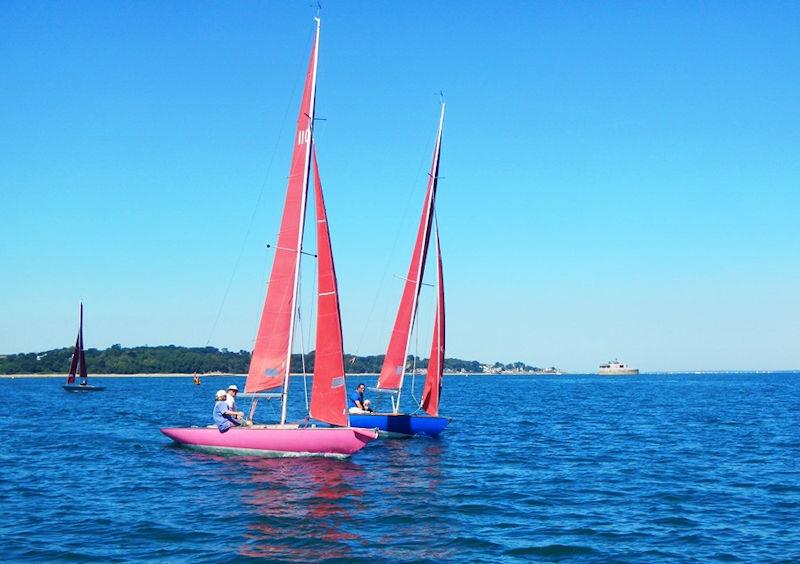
xmin=66 ymin=303 xmax=84 ymax=384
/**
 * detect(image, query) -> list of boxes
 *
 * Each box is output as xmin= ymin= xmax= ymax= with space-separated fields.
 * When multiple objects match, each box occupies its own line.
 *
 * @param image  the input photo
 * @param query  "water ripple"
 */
xmin=3 ymin=373 xmax=800 ymax=561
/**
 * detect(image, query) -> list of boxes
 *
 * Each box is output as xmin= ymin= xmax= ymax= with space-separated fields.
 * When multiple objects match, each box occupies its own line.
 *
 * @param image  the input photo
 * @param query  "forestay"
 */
xmin=378 ymin=104 xmax=446 ymax=395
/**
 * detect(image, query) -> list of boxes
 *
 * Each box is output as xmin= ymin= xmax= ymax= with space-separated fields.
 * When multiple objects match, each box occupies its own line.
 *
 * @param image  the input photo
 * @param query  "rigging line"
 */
xmin=409 ymin=285 xmax=424 ymax=409
xmin=293 ymin=217 xmax=308 ymax=406
xmin=393 ymin=273 xmax=434 ymax=287
xmin=412 ymin=211 xmax=441 ymax=415
xmin=299 ymin=254 xmax=318 ymax=413
xmin=295 ymin=198 xmax=319 ymax=412
xmin=266 ymin=244 xmax=317 ymax=257
xmin=297 ymin=300 xmax=310 ymax=412
xmin=409 ymin=333 xmax=417 ymax=407
xmin=266 ymin=394 xmax=279 ymax=421
xmin=306 ymin=256 xmax=318 ymax=410
xmin=352 ymin=113 xmax=442 ymax=357
xmin=204 ymin=42 xmax=306 ymax=349
xmin=278 ymin=22 xmax=318 ymax=382
xmin=312 ymin=114 xmax=329 ymax=144
xmin=299 ymin=153 xmax=319 ymax=413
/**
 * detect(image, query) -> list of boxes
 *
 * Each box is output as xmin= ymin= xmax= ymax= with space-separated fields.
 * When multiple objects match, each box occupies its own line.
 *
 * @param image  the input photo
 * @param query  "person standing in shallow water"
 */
xmin=213 ymin=389 xmax=244 ymax=432
xmin=349 ymin=383 xmax=373 ymax=414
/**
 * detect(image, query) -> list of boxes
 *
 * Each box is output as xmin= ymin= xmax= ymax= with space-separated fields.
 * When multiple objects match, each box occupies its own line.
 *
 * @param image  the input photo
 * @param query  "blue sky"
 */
xmin=2 ymin=2 xmax=798 ymax=372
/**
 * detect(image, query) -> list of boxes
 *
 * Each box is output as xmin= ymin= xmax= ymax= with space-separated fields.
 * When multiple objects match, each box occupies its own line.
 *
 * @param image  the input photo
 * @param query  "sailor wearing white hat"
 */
xmin=212 ymin=389 xmax=242 ymax=432
xmin=226 ymin=384 xmax=240 ymax=411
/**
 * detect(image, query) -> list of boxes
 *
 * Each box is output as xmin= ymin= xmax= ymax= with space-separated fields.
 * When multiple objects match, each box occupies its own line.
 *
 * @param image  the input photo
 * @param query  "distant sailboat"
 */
xmin=63 ymin=303 xmax=105 ymax=392
xmin=161 ymin=18 xmax=378 ymax=457
xmin=348 ymin=104 xmax=450 ymax=437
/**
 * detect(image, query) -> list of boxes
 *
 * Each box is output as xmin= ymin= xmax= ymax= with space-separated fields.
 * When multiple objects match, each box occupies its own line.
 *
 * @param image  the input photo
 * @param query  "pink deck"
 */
xmin=160 ymin=425 xmax=378 ymax=458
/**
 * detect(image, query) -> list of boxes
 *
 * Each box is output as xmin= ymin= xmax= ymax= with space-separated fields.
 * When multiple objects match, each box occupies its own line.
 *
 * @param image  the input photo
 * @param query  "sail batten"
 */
xmin=309 ymin=148 xmax=348 ymax=427
xmin=378 ymin=104 xmax=446 ymax=394
xmin=246 ymin=20 xmax=320 ymax=402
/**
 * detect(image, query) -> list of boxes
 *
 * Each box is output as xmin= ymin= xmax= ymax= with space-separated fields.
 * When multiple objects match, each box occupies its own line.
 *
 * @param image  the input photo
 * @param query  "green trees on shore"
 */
xmin=0 ymin=345 xmax=538 ymax=374
xmin=0 ymin=345 xmax=251 ymax=375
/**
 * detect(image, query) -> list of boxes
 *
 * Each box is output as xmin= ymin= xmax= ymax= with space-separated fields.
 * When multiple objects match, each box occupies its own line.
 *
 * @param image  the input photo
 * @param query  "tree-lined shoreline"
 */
xmin=0 ymin=345 xmax=559 ymax=375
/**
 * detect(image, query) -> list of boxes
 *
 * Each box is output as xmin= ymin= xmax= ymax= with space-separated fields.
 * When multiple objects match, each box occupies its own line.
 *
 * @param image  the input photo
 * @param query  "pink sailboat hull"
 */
xmin=160 ymin=425 xmax=378 ymax=458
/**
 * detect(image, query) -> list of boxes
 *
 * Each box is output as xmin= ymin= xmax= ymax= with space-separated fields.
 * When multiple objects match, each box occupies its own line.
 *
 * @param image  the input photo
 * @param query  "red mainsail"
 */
xmin=246 ymin=21 xmax=320 ymax=394
xmin=309 ymin=148 xmax=347 ymax=427
xmin=378 ymin=104 xmax=445 ymax=391
xmin=421 ymin=228 xmax=444 ymax=415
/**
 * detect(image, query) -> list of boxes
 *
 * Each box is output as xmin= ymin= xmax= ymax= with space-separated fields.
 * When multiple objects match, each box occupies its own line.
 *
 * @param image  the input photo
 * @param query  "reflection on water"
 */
xmin=370 ymin=438 xmax=457 ymax=561
xmin=10 ymin=375 xmax=797 ymax=561
xmin=174 ymin=437 xmax=452 ymax=560
xmin=215 ymin=456 xmax=367 ymax=559
xmin=419 ymin=441 xmax=444 ymax=493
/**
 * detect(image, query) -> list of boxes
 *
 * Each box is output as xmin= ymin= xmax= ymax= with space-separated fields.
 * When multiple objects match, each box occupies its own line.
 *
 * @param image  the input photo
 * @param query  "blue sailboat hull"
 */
xmin=348 ymin=413 xmax=450 ymax=438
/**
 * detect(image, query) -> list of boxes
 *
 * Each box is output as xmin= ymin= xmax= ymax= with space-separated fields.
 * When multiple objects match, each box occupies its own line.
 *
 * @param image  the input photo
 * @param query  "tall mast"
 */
xmin=280 ymin=17 xmax=320 ymax=424
xmin=244 ymin=18 xmax=320 ymax=426
xmin=67 ymin=302 xmax=82 ymax=384
xmin=78 ymin=302 xmax=87 ymax=379
xmin=378 ymin=102 xmax=445 ymax=412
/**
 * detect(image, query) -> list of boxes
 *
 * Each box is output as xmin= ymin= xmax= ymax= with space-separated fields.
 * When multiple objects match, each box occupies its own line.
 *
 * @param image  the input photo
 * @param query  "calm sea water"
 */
xmin=3 ymin=373 xmax=800 ymax=562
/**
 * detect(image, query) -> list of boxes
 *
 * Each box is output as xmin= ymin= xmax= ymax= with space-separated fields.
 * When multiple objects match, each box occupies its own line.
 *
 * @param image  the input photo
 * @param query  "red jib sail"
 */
xmin=246 ymin=22 xmax=319 ymax=393
xmin=66 ymin=334 xmax=79 ymax=384
xmin=378 ymin=104 xmax=445 ymax=391
xmin=66 ymin=303 xmax=86 ymax=384
xmin=308 ymin=148 xmax=347 ymax=427
xmin=421 ymin=228 xmax=444 ymax=416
